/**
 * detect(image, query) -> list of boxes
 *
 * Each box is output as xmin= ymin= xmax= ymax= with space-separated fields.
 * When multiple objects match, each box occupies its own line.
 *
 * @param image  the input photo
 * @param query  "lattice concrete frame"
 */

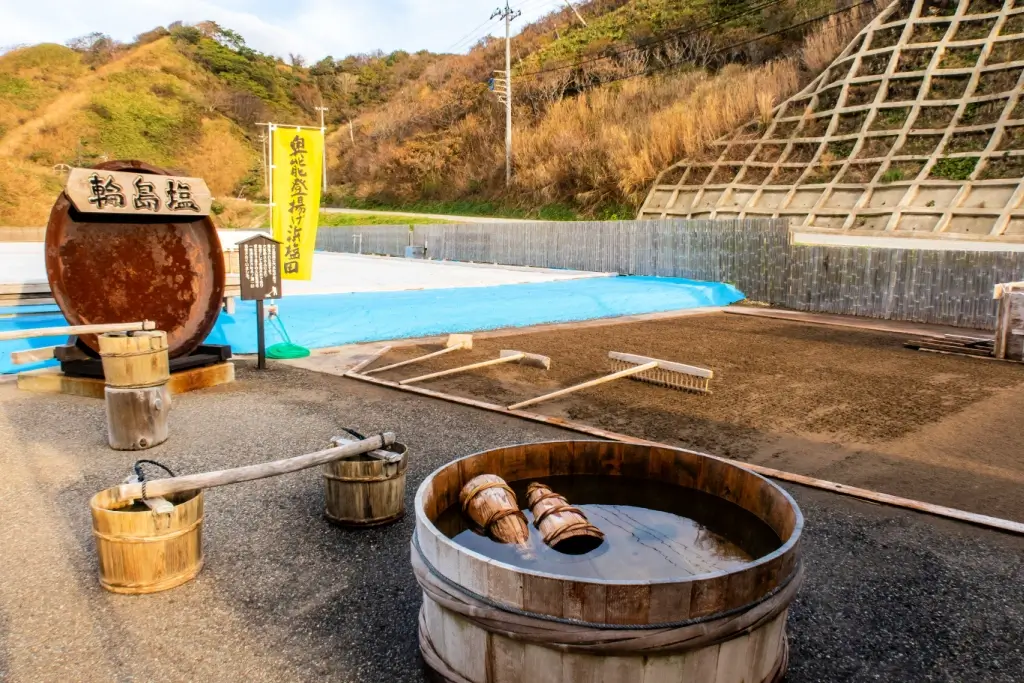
xmin=640 ymin=0 xmax=1024 ymax=242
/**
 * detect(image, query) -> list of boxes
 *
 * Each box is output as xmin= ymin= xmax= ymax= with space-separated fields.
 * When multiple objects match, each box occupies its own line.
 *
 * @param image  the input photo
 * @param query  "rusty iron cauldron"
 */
xmin=45 ymin=160 xmax=226 ymax=358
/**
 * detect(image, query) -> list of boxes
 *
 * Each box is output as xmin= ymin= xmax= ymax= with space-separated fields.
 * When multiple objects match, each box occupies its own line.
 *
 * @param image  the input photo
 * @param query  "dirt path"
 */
xmin=0 ymin=42 xmax=161 ymax=157
xmin=367 ymin=313 xmax=1024 ymax=520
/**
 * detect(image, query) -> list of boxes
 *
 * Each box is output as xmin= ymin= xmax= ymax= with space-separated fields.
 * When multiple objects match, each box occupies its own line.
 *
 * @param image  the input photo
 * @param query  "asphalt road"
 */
xmin=0 ymin=364 xmax=1021 ymax=682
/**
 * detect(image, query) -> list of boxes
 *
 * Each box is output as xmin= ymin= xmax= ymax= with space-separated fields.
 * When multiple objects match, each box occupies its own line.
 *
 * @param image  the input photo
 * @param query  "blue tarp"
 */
xmin=1 ymin=276 xmax=744 ymax=373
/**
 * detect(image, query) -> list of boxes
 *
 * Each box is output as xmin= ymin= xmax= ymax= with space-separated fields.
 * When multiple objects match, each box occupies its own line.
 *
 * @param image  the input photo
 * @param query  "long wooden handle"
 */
xmin=508 ymin=362 xmax=658 ymax=411
xmin=364 ymin=344 xmax=462 ymax=375
xmin=0 ymin=320 xmax=156 ymax=342
xmin=114 ymin=432 xmax=396 ymax=502
xmin=400 ymin=353 xmax=523 ymax=385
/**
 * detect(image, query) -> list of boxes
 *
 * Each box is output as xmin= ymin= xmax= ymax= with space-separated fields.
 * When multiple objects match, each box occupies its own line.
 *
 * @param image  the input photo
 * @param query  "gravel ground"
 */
xmin=0 ymin=363 xmax=1021 ymax=682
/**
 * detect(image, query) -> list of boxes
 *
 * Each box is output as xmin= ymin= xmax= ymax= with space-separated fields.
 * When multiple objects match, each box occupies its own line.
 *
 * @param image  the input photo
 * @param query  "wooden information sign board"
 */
xmin=239 ymin=235 xmax=282 ymax=302
xmin=237 ymin=235 xmax=282 ymax=370
xmin=65 ymin=167 xmax=213 ymax=217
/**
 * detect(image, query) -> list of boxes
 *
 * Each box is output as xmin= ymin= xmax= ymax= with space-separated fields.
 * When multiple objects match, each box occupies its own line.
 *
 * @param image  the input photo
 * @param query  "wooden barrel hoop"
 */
xmin=90 ymin=487 xmax=204 ymax=594
xmin=413 ymin=441 xmax=805 ymax=683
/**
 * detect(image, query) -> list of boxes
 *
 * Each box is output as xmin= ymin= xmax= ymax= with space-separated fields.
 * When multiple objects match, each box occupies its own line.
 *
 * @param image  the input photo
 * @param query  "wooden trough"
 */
xmin=413 ymin=441 xmax=804 ymax=683
xmin=90 ymin=432 xmax=396 ymax=594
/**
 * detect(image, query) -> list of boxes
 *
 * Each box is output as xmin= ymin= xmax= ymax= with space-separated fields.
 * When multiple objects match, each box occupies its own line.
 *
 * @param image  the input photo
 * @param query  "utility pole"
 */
xmin=491 ymin=2 xmax=521 ymax=187
xmin=314 ymin=105 xmax=329 ymax=192
xmin=563 ymin=0 xmax=588 ymax=26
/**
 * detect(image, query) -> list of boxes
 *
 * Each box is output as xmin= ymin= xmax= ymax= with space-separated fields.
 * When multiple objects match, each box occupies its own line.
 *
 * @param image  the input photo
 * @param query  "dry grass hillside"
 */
xmin=0 ymin=37 xmax=257 ymax=226
xmin=330 ymin=0 xmax=881 ymax=217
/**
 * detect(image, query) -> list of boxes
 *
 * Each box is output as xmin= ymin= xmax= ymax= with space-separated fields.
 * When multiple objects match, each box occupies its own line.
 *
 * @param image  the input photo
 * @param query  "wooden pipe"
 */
xmin=526 ymin=483 xmax=604 ymax=554
xmin=115 ymin=432 xmax=396 ymax=502
xmin=460 ymin=474 xmax=530 ymax=546
xmin=0 ymin=320 xmax=156 ymax=342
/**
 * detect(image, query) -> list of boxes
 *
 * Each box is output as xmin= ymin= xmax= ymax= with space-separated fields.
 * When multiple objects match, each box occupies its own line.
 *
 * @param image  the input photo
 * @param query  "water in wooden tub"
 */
xmin=435 ymin=475 xmax=782 ymax=580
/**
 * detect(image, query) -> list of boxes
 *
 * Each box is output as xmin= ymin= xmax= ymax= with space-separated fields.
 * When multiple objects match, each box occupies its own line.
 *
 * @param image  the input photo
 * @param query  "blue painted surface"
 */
xmin=1 ymin=276 xmax=744 ymax=373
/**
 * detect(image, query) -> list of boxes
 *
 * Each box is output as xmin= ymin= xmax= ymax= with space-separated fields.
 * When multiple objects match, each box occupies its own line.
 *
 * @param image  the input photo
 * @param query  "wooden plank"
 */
xmin=65 ymin=167 xmax=212 ymax=216
xmin=714 ymin=632 xmax=752 ymax=683
xmin=10 ymin=346 xmax=56 ymax=365
xmin=489 ymin=634 xmax=525 ymax=683
xmin=521 ymin=643 xmax=562 ymax=683
xmin=0 ymin=320 xmax=155 ymax=342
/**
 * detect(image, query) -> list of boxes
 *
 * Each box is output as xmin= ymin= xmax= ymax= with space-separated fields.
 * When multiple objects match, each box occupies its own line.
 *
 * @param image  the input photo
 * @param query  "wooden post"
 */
xmin=105 ymin=384 xmax=171 ymax=450
xmin=100 ymin=330 xmax=172 ymax=450
xmin=257 ymin=299 xmax=267 ymax=370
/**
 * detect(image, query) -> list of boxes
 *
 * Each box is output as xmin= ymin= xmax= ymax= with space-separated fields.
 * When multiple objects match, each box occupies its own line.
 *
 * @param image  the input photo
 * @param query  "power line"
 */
xmin=516 ymin=0 xmax=792 ymax=78
xmin=445 ymin=0 xmax=549 ymax=53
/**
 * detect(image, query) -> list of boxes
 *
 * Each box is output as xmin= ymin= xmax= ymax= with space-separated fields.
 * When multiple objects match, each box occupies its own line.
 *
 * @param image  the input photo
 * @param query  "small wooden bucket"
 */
xmin=323 ymin=441 xmax=408 ymax=527
xmin=98 ymin=331 xmax=170 ymax=388
xmin=90 ymin=487 xmax=204 ymax=594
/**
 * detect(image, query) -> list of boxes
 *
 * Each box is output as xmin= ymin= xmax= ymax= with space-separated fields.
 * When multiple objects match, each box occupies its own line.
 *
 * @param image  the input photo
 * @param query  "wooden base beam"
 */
xmin=18 ymin=362 xmax=235 ymax=399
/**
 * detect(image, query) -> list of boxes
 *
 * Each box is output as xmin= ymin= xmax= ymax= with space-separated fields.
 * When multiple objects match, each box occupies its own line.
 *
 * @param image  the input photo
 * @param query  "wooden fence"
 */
xmin=316 ymin=220 xmax=1024 ymax=330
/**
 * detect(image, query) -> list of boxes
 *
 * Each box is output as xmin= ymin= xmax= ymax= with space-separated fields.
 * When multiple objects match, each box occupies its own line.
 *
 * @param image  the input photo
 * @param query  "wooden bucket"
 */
xmin=414 ymin=441 xmax=804 ymax=683
xmin=323 ymin=441 xmax=408 ymax=527
xmin=90 ymin=487 xmax=203 ymax=594
xmin=98 ymin=331 xmax=170 ymax=388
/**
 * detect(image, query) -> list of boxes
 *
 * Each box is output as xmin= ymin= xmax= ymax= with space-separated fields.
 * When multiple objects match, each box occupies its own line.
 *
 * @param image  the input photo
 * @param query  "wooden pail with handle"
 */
xmin=90 ymin=487 xmax=204 ymax=595
xmin=323 ymin=433 xmax=409 ymax=527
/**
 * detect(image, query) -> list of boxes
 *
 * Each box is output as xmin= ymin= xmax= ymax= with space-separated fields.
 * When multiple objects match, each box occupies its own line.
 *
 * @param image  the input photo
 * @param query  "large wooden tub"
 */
xmin=412 ymin=441 xmax=804 ymax=683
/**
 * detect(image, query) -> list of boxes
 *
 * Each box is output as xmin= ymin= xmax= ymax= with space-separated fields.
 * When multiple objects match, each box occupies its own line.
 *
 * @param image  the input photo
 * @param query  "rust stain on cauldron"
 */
xmin=45 ymin=160 xmax=226 ymax=358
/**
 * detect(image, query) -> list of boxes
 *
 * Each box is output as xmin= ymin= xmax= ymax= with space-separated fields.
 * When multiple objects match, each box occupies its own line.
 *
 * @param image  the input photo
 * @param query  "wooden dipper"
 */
xmin=459 ymin=474 xmax=530 ymax=547
xmin=526 ymin=483 xmax=604 ymax=554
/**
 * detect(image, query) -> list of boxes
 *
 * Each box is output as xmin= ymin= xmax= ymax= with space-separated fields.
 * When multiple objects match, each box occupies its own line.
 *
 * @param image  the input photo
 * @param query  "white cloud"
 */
xmin=0 ymin=0 xmax=563 ymax=59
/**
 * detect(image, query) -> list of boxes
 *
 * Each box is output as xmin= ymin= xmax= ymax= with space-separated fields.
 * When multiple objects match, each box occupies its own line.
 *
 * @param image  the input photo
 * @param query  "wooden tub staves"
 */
xmin=412 ymin=441 xmax=805 ymax=683
xmin=90 ymin=487 xmax=203 ymax=595
xmin=323 ymin=437 xmax=409 ymax=527
xmin=98 ymin=331 xmax=170 ymax=388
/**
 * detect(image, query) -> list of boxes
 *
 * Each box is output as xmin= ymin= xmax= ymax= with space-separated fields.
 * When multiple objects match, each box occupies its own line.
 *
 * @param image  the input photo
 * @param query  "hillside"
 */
xmin=0 ymin=0 xmax=879 ymax=225
xmin=330 ymin=0 xmax=880 ymax=217
xmin=639 ymin=0 xmax=1024 ymax=242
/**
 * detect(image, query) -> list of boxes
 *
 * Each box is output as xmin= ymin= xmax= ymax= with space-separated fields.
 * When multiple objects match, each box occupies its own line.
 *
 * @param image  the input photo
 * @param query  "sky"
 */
xmin=0 ymin=0 xmax=568 ymax=59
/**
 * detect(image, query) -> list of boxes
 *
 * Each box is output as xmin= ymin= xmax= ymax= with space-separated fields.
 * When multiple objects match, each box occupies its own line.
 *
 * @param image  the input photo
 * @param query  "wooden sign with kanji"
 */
xmin=65 ymin=167 xmax=213 ymax=217
xmin=238 ymin=234 xmax=283 ymax=301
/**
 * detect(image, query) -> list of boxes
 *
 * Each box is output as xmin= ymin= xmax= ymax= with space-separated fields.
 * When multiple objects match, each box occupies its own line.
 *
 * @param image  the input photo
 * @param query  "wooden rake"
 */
xmin=363 ymin=334 xmax=473 ymax=375
xmin=399 ymin=349 xmax=551 ymax=385
xmin=508 ymin=351 xmax=712 ymax=411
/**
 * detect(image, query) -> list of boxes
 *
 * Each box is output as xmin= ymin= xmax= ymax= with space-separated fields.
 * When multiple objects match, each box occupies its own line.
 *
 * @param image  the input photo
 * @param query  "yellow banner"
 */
xmin=271 ymin=126 xmax=323 ymax=280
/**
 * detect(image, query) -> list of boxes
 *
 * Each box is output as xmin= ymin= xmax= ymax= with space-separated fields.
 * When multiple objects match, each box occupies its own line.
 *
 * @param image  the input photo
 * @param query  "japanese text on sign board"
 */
xmin=241 ymin=240 xmax=281 ymax=300
xmin=66 ymin=168 xmax=212 ymax=216
xmin=270 ymin=127 xmax=323 ymax=281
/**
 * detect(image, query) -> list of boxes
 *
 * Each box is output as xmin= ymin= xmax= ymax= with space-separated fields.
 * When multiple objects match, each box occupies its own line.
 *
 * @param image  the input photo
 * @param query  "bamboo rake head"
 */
xmin=608 ymin=352 xmax=713 ymax=394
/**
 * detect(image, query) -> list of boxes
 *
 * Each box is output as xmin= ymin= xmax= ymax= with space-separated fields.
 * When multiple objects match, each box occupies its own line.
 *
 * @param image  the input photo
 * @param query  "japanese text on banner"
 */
xmin=271 ymin=127 xmax=323 ymax=280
